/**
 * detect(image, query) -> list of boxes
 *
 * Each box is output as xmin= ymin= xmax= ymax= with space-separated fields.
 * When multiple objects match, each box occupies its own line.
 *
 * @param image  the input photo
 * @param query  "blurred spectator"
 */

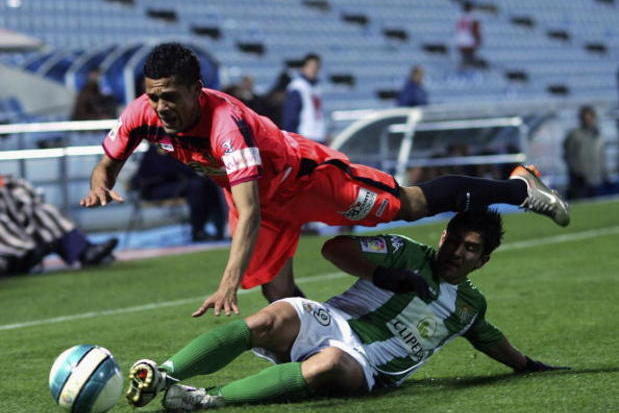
xmin=130 ymin=145 xmax=226 ymax=242
xmin=474 ymin=149 xmax=502 ymax=180
xmin=397 ymin=65 xmax=429 ymax=107
xmin=71 ymin=69 xmax=118 ymax=120
xmin=223 ymin=75 xmax=266 ymax=115
xmin=406 ymin=153 xmax=455 ymax=185
xmin=563 ymin=106 xmax=608 ymax=199
xmin=261 ymin=69 xmax=292 ymax=128
xmin=500 ymin=143 xmax=523 ymax=179
xmin=0 ymin=175 xmax=118 ymax=276
xmin=407 ymin=165 xmax=427 ymax=185
xmin=282 ymin=53 xmax=327 ymax=145
xmin=455 ymin=1 xmax=485 ymax=69
xmin=446 ymin=142 xmax=476 ymax=175
xmin=406 ymin=144 xmax=476 ymax=185
xmin=224 ymin=72 xmax=291 ymax=128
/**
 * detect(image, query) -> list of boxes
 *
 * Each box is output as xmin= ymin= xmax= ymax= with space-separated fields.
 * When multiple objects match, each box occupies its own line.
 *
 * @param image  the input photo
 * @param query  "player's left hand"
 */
xmin=515 ymin=356 xmax=571 ymax=373
xmin=192 ymin=284 xmax=239 ymax=317
xmin=372 ymin=266 xmax=434 ymax=299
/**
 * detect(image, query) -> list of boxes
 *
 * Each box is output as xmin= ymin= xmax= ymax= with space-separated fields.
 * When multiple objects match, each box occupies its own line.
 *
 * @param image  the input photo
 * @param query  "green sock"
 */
xmin=160 ymin=319 xmax=251 ymax=380
xmin=211 ymin=362 xmax=309 ymax=404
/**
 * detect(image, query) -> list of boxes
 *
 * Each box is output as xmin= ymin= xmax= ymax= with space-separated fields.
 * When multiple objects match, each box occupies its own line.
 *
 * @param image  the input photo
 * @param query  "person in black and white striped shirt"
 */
xmin=0 ymin=175 xmax=118 ymax=276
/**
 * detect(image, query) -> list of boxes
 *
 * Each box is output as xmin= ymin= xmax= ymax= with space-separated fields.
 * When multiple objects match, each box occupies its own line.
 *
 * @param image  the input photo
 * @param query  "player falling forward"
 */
xmin=125 ymin=209 xmax=569 ymax=410
xmin=80 ymin=42 xmax=569 ymax=316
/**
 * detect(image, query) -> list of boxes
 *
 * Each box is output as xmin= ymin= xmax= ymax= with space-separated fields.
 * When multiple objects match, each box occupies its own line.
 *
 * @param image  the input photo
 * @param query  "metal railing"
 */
xmin=1 ymin=98 xmax=616 ymax=228
xmin=331 ymin=108 xmax=528 ymax=184
xmin=0 ymin=119 xmax=146 ymax=215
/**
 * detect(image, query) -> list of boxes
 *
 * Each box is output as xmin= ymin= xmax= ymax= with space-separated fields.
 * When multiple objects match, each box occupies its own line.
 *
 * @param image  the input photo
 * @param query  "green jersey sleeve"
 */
xmin=351 ymin=234 xmax=435 ymax=272
xmin=463 ymin=298 xmax=504 ymax=352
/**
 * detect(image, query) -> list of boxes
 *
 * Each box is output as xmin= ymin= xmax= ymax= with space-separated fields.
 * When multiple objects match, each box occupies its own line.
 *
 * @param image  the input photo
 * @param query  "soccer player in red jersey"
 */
xmin=80 ymin=43 xmax=569 ymax=317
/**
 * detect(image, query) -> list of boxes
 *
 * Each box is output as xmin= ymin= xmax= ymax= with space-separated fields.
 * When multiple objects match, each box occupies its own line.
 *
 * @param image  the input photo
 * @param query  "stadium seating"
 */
xmin=0 ymin=0 xmax=617 ymax=118
xmin=1 ymin=0 xmax=617 ymax=232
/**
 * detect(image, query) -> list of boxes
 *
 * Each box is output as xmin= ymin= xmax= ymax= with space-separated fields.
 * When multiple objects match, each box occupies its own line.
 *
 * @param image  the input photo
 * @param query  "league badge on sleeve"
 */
xmin=360 ymin=237 xmax=388 ymax=253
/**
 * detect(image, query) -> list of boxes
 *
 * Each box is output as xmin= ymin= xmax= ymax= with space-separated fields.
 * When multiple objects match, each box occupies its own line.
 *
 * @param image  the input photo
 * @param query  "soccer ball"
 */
xmin=49 ymin=345 xmax=123 ymax=413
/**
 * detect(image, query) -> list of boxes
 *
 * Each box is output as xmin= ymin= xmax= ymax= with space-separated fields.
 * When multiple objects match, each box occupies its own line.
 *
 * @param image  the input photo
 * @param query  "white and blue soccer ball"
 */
xmin=49 ymin=345 xmax=123 ymax=413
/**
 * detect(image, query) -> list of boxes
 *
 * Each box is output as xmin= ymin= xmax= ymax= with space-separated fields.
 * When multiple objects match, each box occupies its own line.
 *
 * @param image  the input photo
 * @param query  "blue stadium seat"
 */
xmin=2 ymin=0 xmax=618 ymax=116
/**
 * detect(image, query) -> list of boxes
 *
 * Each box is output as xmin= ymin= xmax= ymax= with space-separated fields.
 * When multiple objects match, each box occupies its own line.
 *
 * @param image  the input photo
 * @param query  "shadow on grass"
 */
xmin=138 ymin=367 xmax=619 ymax=411
xmin=398 ymin=366 xmax=619 ymax=391
xmin=144 ymin=398 xmax=352 ymax=412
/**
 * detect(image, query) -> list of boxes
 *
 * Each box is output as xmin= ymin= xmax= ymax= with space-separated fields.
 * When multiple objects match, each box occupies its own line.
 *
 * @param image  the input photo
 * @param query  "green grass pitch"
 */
xmin=1 ymin=199 xmax=618 ymax=412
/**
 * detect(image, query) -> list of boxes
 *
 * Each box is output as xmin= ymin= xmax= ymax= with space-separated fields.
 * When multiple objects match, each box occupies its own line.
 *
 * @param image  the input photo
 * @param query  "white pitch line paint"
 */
xmin=1 ymin=226 xmax=618 ymax=332
xmin=0 ymin=272 xmax=345 ymax=332
xmin=499 ymin=225 xmax=619 ymax=251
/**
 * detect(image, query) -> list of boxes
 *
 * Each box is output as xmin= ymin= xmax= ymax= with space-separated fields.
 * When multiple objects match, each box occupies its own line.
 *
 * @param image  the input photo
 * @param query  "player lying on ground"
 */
xmin=125 ymin=209 xmax=569 ymax=411
xmin=80 ymin=42 xmax=570 ymax=316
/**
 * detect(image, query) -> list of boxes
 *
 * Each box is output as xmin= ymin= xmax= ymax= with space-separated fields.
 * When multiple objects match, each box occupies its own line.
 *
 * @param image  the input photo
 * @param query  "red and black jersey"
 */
xmin=103 ymin=88 xmax=345 ymax=203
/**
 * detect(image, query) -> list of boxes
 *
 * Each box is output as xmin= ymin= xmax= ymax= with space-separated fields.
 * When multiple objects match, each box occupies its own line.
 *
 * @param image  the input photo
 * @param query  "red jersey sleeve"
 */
xmin=212 ymin=111 xmax=263 ymax=186
xmin=102 ymin=99 xmax=145 ymax=161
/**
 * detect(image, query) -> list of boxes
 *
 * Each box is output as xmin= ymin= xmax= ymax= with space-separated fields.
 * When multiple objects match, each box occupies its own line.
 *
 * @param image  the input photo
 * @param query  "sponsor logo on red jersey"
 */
xmin=341 ymin=188 xmax=377 ymax=221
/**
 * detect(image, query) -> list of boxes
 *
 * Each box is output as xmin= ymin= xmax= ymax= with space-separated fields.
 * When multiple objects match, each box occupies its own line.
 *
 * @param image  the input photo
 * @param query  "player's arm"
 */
xmin=476 ymin=336 xmax=527 ymax=369
xmin=80 ymin=154 xmax=126 ymax=207
xmin=478 ymin=336 xmax=570 ymax=373
xmin=193 ymin=179 xmax=260 ymax=317
xmin=467 ymin=328 xmax=569 ymax=373
xmin=321 ymin=236 xmax=377 ymax=280
xmin=321 ymin=236 xmax=432 ymax=298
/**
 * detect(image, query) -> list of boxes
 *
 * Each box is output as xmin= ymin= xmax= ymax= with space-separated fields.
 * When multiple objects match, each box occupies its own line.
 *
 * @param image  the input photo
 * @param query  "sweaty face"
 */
xmin=435 ymin=230 xmax=488 ymax=284
xmin=145 ymin=76 xmax=200 ymax=134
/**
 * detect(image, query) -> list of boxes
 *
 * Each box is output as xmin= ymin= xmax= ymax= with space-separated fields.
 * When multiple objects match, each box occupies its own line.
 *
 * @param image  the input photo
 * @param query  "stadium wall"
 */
xmin=0 ymin=63 xmax=74 ymax=117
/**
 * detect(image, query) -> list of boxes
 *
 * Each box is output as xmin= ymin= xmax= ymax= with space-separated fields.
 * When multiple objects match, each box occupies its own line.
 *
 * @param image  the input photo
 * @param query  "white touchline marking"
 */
xmin=1 ymin=226 xmax=618 ymax=332
xmin=0 ymin=272 xmax=345 ymax=332
xmin=499 ymin=226 xmax=619 ymax=251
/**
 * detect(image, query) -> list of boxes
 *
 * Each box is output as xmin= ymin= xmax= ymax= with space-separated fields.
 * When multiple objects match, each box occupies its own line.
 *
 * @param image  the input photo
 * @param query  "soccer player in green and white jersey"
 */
xmin=126 ymin=208 xmax=569 ymax=411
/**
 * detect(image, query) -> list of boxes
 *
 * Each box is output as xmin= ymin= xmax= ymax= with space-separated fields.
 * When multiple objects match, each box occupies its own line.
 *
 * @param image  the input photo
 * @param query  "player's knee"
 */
xmin=303 ymin=348 xmax=365 ymax=392
xmin=245 ymin=308 xmax=278 ymax=341
xmin=245 ymin=302 xmax=299 ymax=351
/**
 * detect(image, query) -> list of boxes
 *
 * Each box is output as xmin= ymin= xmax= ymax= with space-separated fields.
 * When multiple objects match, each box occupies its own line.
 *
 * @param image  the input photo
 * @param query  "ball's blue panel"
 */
xmin=72 ymin=356 xmax=119 ymax=413
xmin=50 ymin=345 xmax=95 ymax=402
xmin=90 ymin=370 xmax=123 ymax=413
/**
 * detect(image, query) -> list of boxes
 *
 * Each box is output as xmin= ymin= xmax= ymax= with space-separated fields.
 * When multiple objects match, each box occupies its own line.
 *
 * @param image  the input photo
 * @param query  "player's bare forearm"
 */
xmin=321 ymin=236 xmax=377 ymax=281
xmin=80 ymin=155 xmax=125 ymax=207
xmin=221 ymin=204 xmax=261 ymax=290
xmin=478 ymin=336 xmax=570 ymax=373
xmin=192 ymin=180 xmax=260 ymax=317
xmin=91 ymin=155 xmax=123 ymax=189
xmin=480 ymin=337 xmax=527 ymax=370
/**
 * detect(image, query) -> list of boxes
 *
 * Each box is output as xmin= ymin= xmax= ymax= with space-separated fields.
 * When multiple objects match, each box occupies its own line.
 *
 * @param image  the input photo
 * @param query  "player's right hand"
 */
xmin=192 ymin=284 xmax=239 ymax=317
xmin=515 ymin=356 xmax=571 ymax=373
xmin=80 ymin=187 xmax=124 ymax=207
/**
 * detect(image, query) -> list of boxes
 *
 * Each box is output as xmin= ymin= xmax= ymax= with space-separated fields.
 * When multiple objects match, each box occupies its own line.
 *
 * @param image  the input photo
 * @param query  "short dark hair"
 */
xmin=446 ymin=208 xmax=504 ymax=255
xmin=579 ymin=105 xmax=596 ymax=119
xmin=302 ymin=53 xmax=321 ymax=66
xmin=143 ymin=43 xmax=201 ymax=86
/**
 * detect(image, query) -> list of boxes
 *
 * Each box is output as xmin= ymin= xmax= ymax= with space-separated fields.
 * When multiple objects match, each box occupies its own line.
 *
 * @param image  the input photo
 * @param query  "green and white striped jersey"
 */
xmin=324 ymin=234 xmax=504 ymax=387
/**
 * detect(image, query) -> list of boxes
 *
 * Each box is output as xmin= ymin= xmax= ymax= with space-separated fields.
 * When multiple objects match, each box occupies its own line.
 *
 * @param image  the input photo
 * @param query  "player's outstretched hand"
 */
xmin=80 ymin=187 xmax=124 ymax=207
xmin=192 ymin=284 xmax=239 ymax=317
xmin=515 ymin=356 xmax=571 ymax=373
